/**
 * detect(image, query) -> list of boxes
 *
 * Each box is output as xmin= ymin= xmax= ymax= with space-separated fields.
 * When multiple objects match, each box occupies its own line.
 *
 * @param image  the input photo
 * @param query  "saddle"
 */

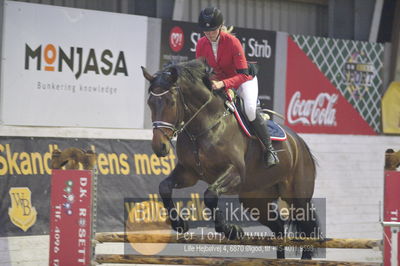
xmin=224 ymin=90 xmax=287 ymax=141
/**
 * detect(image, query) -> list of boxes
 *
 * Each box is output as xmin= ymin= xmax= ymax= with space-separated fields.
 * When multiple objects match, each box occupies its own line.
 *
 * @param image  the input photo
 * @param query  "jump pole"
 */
xmin=95 ymin=232 xmax=381 ymax=249
xmin=94 ymin=254 xmax=381 ymax=266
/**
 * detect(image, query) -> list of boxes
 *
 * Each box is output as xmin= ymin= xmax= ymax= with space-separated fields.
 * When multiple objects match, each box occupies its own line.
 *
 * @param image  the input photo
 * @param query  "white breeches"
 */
xmin=236 ymin=76 xmax=259 ymax=122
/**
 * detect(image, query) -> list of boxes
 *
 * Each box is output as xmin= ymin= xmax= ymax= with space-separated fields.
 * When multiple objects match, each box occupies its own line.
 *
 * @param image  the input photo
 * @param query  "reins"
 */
xmin=151 ymin=84 xmax=230 ymax=177
xmin=149 ymin=66 xmax=233 ymax=175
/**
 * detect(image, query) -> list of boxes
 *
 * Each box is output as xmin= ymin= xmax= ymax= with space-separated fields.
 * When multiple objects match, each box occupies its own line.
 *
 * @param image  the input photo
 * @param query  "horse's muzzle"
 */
xmin=153 ymin=142 xmax=170 ymax=157
xmin=152 ymin=130 xmax=171 ymax=157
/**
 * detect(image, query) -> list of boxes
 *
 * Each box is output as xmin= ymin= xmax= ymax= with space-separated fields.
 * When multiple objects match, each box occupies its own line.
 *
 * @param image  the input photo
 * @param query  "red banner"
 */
xmin=285 ymin=37 xmax=376 ymax=135
xmin=49 ymin=170 xmax=93 ymax=266
xmin=384 ymin=171 xmax=400 ymax=266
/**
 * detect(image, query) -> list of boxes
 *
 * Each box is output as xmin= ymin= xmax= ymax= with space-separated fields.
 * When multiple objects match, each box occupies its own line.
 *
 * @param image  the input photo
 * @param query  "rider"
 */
xmin=196 ymin=6 xmax=279 ymax=168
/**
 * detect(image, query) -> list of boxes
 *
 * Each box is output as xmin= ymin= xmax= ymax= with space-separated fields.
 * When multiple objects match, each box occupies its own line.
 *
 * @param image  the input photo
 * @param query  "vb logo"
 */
xmin=8 ymin=187 xmax=37 ymax=232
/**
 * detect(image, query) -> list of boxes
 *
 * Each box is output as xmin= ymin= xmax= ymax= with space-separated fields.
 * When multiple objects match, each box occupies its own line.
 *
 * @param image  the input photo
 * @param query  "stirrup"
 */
xmin=264 ymin=149 xmax=279 ymax=168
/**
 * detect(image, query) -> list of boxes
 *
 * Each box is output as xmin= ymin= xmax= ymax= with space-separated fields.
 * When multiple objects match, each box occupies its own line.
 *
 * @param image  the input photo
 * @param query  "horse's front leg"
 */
xmin=159 ymin=164 xmax=197 ymax=233
xmin=204 ymin=165 xmax=244 ymax=240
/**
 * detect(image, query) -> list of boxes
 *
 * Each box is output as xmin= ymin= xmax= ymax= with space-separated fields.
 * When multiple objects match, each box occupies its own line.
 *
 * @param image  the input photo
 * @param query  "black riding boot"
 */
xmin=250 ymin=112 xmax=279 ymax=168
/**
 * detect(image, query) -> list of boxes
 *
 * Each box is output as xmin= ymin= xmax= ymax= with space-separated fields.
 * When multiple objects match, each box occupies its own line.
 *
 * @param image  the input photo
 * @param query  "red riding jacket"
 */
xmin=195 ymin=31 xmax=252 ymax=90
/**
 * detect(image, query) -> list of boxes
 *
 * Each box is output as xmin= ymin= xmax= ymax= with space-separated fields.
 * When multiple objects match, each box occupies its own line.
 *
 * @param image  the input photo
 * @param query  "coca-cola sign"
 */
xmin=285 ymin=37 xmax=376 ymax=135
xmin=287 ymin=92 xmax=338 ymax=126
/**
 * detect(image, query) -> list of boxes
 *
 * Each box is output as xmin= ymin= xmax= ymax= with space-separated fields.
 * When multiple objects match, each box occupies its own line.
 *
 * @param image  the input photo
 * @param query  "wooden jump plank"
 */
xmin=94 ymin=254 xmax=381 ymax=266
xmin=95 ymin=232 xmax=381 ymax=249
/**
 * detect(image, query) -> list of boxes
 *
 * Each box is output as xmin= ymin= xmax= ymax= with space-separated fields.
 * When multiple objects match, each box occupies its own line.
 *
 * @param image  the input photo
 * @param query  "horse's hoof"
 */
xmin=277 ymin=246 xmax=285 ymax=259
xmin=171 ymin=219 xmax=189 ymax=234
xmin=301 ymin=251 xmax=313 ymax=260
xmin=215 ymin=224 xmax=225 ymax=233
xmin=224 ymin=224 xmax=244 ymax=240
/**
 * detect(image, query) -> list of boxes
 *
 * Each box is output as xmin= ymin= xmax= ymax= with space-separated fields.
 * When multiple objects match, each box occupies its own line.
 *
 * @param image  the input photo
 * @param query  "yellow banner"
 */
xmin=382 ymin=81 xmax=400 ymax=134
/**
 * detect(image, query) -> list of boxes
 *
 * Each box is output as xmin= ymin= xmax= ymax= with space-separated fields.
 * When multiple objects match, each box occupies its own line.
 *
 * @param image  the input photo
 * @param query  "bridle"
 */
xmin=149 ymin=83 xmax=213 ymax=141
xmin=149 ymin=73 xmax=232 ymax=176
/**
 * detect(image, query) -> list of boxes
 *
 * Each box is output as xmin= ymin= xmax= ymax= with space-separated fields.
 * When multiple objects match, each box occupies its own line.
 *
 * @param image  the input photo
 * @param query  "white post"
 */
xmin=369 ymin=0 xmax=384 ymax=42
xmin=391 ymin=227 xmax=398 ymax=266
xmin=382 ymin=222 xmax=400 ymax=266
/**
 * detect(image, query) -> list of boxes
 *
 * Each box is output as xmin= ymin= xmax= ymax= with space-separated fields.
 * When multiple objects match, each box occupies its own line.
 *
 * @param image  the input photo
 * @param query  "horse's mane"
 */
xmin=162 ymin=59 xmax=213 ymax=91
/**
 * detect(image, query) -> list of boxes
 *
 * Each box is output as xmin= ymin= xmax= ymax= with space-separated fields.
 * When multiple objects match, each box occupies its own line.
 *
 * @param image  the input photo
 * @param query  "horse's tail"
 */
xmin=286 ymin=129 xmax=321 ymax=257
xmin=299 ymin=135 xmax=318 ymax=173
xmin=285 ymin=125 xmax=318 ymax=182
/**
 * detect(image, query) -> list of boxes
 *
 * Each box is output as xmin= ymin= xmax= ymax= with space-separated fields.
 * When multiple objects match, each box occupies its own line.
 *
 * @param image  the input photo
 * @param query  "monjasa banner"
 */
xmin=0 ymin=137 xmax=207 ymax=237
xmin=160 ymin=20 xmax=276 ymax=109
xmin=1 ymin=1 xmax=147 ymax=128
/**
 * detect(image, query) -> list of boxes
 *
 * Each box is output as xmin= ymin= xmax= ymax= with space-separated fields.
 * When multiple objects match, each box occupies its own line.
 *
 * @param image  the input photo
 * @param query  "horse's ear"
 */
xmin=141 ymin=66 xmax=154 ymax=82
xmin=171 ymin=67 xmax=178 ymax=83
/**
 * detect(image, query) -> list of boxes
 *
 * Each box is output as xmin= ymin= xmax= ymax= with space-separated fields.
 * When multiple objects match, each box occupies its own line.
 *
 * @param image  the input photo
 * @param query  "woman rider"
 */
xmin=196 ymin=6 xmax=279 ymax=168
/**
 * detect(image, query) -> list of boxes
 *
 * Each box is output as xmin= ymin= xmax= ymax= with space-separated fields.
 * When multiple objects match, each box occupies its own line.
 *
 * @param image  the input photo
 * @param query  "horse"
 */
xmin=141 ymin=59 xmax=319 ymax=259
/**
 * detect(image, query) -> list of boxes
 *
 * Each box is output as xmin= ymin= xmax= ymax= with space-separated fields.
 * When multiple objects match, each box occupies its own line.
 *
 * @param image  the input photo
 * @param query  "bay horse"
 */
xmin=141 ymin=60 xmax=319 ymax=259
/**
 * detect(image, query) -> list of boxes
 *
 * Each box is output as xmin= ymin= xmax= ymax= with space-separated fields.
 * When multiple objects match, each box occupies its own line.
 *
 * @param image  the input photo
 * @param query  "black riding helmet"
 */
xmin=198 ymin=7 xmax=223 ymax=32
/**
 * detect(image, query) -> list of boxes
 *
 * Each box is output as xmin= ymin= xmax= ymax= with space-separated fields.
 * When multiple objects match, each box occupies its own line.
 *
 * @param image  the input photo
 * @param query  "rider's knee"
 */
xmin=245 ymin=106 xmax=257 ymax=121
